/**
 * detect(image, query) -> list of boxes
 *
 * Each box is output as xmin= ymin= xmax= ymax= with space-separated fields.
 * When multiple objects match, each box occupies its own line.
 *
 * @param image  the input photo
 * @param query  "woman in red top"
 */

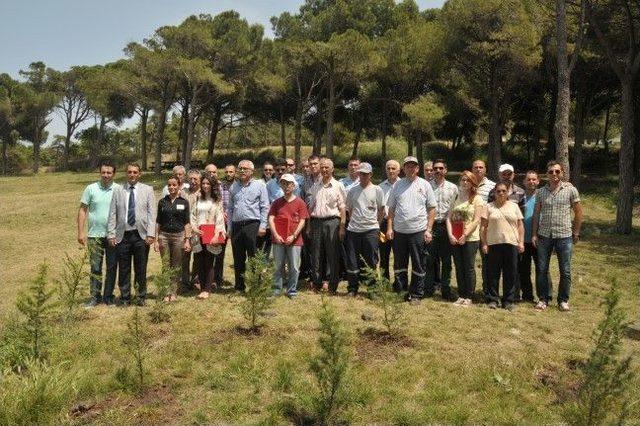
xmin=268 ymin=174 xmax=309 ymax=298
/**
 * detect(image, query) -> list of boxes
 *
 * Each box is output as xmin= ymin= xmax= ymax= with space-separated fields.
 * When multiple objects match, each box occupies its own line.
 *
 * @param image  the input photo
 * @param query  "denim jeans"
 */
xmin=536 ymin=236 xmax=573 ymax=303
xmin=272 ymin=244 xmax=302 ymax=295
xmin=88 ymin=237 xmax=118 ymax=303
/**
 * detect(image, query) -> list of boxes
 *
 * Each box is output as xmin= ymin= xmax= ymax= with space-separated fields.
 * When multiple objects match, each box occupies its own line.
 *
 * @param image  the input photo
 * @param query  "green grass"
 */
xmin=0 ymin=171 xmax=639 ymax=424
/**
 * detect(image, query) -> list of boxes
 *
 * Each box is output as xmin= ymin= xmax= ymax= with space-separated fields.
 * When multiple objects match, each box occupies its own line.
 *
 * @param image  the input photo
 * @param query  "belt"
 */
xmin=232 ymin=219 xmax=260 ymax=226
xmin=311 ymin=216 xmax=340 ymax=221
xmin=124 ymin=229 xmax=139 ymax=234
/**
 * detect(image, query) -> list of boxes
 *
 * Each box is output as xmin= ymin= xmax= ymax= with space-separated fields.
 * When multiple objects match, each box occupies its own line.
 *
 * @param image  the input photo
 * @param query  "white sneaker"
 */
xmin=464 ymin=299 xmax=473 ymax=307
xmin=559 ymin=302 xmax=570 ymax=312
xmin=453 ymin=297 xmax=465 ymax=305
xmin=535 ymin=300 xmax=547 ymax=311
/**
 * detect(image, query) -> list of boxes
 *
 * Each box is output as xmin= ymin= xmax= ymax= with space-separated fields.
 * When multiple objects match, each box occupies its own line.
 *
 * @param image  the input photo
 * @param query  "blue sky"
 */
xmin=0 ymin=0 xmax=445 ymax=140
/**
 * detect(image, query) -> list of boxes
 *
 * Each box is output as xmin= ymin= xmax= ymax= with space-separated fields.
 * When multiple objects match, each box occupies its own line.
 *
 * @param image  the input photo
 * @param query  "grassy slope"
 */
xmin=0 ymin=172 xmax=639 ymax=424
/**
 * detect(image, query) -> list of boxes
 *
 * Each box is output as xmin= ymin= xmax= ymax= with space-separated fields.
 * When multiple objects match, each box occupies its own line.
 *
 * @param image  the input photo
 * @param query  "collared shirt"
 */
xmin=488 ymin=183 xmax=525 ymax=205
xmin=386 ymin=176 xmax=437 ymax=234
xmin=156 ymin=195 xmax=190 ymax=233
xmin=346 ymin=183 xmax=384 ymax=232
xmin=340 ymin=175 xmax=360 ymax=192
xmin=161 ymin=182 xmax=190 ymax=198
xmin=221 ymin=180 xmax=233 ymax=212
xmin=477 ymin=177 xmax=496 ymax=202
xmin=302 ymin=174 xmax=321 ymax=206
xmin=80 ymin=181 xmax=121 ymax=237
xmin=430 ymin=179 xmax=459 ymax=222
xmin=266 ymin=178 xmax=284 ymax=204
xmin=536 ymin=182 xmax=580 ymax=238
xmin=379 ymin=178 xmax=399 ymax=218
xmin=227 ymin=179 xmax=269 ymax=229
xmin=522 ymin=192 xmax=537 ymax=243
xmin=308 ymin=177 xmax=346 ymax=218
xmin=124 ymin=182 xmax=139 ymax=231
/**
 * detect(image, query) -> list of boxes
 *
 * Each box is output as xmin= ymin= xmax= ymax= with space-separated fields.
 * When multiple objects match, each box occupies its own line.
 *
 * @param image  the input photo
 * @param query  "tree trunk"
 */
xmin=415 ymin=131 xmax=423 ymax=172
xmin=601 ymin=105 xmax=610 ymax=153
xmin=381 ymin=100 xmax=388 ymax=161
xmin=154 ymin=107 xmax=168 ymax=176
xmin=571 ymin=96 xmax=585 ymax=188
xmin=554 ymin=0 xmax=572 ymax=178
xmin=616 ymin=80 xmax=635 ymax=234
xmin=487 ymin=101 xmax=503 ymax=180
xmin=140 ymin=108 xmax=148 ymax=171
xmin=294 ymin=97 xmax=303 ymax=164
xmin=546 ymin=84 xmax=558 ymax=163
xmin=92 ymin=116 xmax=106 ymax=169
xmin=351 ymin=121 xmax=363 ymax=158
xmin=179 ymin=100 xmax=189 ymax=163
xmin=325 ymin=76 xmax=336 ymax=158
xmin=184 ymin=97 xmax=197 ymax=171
xmin=313 ymin=94 xmax=323 ymax=155
xmin=206 ymin=108 xmax=222 ymax=163
xmin=63 ymin=122 xmax=72 ymax=171
xmin=280 ymin=103 xmax=287 ymax=158
xmin=32 ymin=124 xmax=42 ymax=174
xmin=2 ymin=139 xmax=7 ymax=175
xmin=407 ymin=132 xmax=413 ymax=156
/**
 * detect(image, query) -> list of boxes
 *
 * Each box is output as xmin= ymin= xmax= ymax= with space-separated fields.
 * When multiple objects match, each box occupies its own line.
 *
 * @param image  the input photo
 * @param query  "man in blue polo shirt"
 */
xmin=77 ymin=159 xmax=121 ymax=307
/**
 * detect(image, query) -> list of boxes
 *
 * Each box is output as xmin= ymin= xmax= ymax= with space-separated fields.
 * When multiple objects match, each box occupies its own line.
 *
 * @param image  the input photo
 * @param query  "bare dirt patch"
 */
xmin=355 ymin=327 xmax=414 ymax=360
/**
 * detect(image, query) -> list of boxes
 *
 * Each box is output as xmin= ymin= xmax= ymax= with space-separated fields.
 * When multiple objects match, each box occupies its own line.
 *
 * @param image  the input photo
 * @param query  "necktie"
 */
xmin=127 ymin=185 xmax=136 ymax=226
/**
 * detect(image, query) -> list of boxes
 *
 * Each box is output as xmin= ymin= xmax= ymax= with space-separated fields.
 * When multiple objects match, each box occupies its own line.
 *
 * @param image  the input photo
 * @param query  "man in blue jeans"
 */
xmin=532 ymin=160 xmax=583 ymax=312
xmin=77 ymin=159 xmax=121 ymax=307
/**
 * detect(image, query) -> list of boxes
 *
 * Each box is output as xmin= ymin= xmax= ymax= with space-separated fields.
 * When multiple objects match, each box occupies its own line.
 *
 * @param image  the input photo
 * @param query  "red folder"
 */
xmin=452 ymin=222 xmax=464 ymax=240
xmin=200 ymin=224 xmax=215 ymax=244
xmin=274 ymin=217 xmax=291 ymax=239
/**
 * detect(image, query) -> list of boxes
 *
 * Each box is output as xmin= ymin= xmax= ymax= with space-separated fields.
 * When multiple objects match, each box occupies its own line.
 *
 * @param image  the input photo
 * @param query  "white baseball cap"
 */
xmin=498 ymin=164 xmax=514 ymax=173
xmin=279 ymin=173 xmax=296 ymax=183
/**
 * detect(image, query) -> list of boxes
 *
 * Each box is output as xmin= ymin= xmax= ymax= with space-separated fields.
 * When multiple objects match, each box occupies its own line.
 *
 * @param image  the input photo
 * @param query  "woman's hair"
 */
xmin=494 ymin=181 xmax=509 ymax=192
xmin=199 ymin=174 xmax=221 ymax=202
xmin=460 ymin=170 xmax=479 ymax=198
xmin=167 ymin=174 xmax=179 ymax=184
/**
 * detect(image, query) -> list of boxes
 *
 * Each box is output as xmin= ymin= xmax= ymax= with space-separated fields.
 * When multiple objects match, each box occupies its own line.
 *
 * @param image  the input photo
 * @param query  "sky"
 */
xmin=0 ymin=0 xmax=445 ymax=141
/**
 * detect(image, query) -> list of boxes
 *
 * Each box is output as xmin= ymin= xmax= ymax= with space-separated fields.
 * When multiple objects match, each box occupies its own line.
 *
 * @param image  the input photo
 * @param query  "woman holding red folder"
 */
xmin=190 ymin=175 xmax=226 ymax=299
xmin=447 ymin=171 xmax=484 ymax=307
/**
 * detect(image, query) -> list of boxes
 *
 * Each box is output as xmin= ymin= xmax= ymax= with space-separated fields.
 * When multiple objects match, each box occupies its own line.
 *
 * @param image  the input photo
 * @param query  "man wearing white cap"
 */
xmin=344 ymin=162 xmax=385 ymax=296
xmin=268 ymin=174 xmax=309 ymax=298
xmin=386 ymin=156 xmax=437 ymax=303
xmin=489 ymin=163 xmax=525 ymax=204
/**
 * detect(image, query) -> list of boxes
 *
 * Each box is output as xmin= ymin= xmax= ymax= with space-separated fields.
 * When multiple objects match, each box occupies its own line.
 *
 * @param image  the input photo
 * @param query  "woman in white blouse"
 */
xmin=190 ymin=174 xmax=226 ymax=299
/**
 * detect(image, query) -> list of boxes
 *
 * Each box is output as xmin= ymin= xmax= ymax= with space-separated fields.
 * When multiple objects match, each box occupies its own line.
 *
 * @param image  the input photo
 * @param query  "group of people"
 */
xmin=77 ymin=154 xmax=582 ymax=312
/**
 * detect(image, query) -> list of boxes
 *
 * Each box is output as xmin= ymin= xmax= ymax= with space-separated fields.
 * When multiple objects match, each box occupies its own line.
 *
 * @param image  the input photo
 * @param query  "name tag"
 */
xmin=177 ymin=204 xmax=185 ymax=210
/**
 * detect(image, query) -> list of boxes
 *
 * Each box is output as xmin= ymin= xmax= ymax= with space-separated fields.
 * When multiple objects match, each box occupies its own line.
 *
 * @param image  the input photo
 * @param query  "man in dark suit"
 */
xmin=108 ymin=163 xmax=156 ymax=306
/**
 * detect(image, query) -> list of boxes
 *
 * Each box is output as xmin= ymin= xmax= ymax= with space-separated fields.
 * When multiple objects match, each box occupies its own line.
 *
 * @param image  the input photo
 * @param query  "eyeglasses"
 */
xmin=238 ymin=167 xmax=252 ymax=171
xmin=547 ymin=169 xmax=562 ymax=175
xmin=286 ymin=163 xmax=295 ymax=166
xmin=434 ymin=166 xmax=445 ymax=170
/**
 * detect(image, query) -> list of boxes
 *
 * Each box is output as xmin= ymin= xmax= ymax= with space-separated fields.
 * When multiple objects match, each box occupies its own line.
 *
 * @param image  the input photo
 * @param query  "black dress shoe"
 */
xmin=135 ymin=298 xmax=146 ymax=307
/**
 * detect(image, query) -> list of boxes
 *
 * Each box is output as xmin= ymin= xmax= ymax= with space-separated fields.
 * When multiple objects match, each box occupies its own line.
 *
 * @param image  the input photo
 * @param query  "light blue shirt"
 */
xmin=80 ymin=181 xmax=121 ymax=237
xmin=266 ymin=178 xmax=284 ymax=203
xmin=522 ymin=192 xmax=537 ymax=243
xmin=227 ymin=179 xmax=269 ymax=229
xmin=340 ymin=175 xmax=360 ymax=192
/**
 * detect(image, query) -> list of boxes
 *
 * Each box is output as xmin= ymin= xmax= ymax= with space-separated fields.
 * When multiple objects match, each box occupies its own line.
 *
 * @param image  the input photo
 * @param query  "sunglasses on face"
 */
xmin=547 ymin=169 xmax=562 ymax=175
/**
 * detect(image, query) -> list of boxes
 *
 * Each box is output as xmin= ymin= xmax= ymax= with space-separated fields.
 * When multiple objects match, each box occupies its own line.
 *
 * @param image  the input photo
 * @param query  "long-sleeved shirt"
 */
xmin=226 ymin=179 xmax=269 ymax=229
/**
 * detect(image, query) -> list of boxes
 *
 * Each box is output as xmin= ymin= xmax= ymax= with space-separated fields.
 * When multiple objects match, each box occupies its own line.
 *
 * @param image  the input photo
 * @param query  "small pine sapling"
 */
xmin=55 ymin=249 xmax=90 ymax=319
xmin=122 ymin=306 xmax=150 ymax=393
xmin=15 ymin=263 xmax=57 ymax=361
xmin=240 ymin=250 xmax=275 ymax=331
xmin=149 ymin=252 xmax=176 ymax=323
xmin=362 ymin=265 xmax=406 ymax=337
xmin=564 ymin=281 xmax=635 ymax=425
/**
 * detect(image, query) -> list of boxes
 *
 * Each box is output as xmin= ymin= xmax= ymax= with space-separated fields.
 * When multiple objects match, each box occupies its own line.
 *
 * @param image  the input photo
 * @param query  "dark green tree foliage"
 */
xmin=0 ymin=74 xmax=24 ymax=175
xmin=240 ymin=250 xmax=274 ymax=331
xmin=309 ymin=297 xmax=352 ymax=425
xmin=55 ymin=249 xmax=90 ymax=319
xmin=15 ymin=263 xmax=56 ymax=360
xmin=564 ymin=282 xmax=634 ymax=425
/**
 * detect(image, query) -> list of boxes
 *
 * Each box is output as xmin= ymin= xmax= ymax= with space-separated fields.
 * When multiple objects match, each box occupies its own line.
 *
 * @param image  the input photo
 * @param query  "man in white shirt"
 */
xmin=386 ymin=156 xmax=437 ymax=303
xmin=344 ymin=163 xmax=385 ymax=296
xmin=379 ymin=159 xmax=400 ymax=281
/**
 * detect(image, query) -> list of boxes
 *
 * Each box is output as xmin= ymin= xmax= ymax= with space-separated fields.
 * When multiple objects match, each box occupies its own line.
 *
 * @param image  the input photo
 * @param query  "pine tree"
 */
xmin=123 ymin=306 xmax=149 ymax=393
xmin=240 ymin=250 xmax=274 ymax=331
xmin=55 ymin=249 xmax=90 ymax=319
xmin=363 ymin=265 xmax=407 ymax=337
xmin=149 ymin=252 xmax=176 ymax=323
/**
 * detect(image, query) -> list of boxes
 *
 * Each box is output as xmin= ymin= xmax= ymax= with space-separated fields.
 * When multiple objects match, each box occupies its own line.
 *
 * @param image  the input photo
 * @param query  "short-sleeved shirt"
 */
xmin=340 ymin=175 xmax=360 ymax=192
xmin=450 ymin=195 xmax=485 ymax=242
xmin=379 ymin=178 xmax=399 ymax=218
xmin=386 ymin=177 xmax=437 ymax=234
xmin=477 ymin=177 xmax=496 ymax=202
xmin=536 ymin=182 xmax=580 ymax=238
xmin=488 ymin=183 xmax=525 ymax=205
xmin=481 ymin=200 xmax=523 ymax=246
xmin=80 ymin=181 xmax=121 ymax=238
xmin=268 ymin=196 xmax=309 ymax=246
xmin=266 ymin=178 xmax=284 ymax=204
xmin=431 ymin=179 xmax=459 ymax=222
xmin=156 ymin=195 xmax=190 ymax=233
xmin=346 ymin=184 xmax=384 ymax=233
xmin=521 ymin=193 xmax=537 ymax=242
xmin=308 ymin=177 xmax=346 ymax=218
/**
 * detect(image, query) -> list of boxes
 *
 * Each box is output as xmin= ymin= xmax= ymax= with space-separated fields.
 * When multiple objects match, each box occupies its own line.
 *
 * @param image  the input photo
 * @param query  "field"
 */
xmin=0 ymin=171 xmax=639 ymax=425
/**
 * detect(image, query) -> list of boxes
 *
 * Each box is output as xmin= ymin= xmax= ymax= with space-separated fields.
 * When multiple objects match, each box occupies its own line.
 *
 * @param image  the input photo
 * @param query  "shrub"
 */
xmin=308 ymin=297 xmax=353 ymax=425
xmin=122 ymin=306 xmax=150 ymax=393
xmin=240 ymin=250 xmax=274 ymax=331
xmin=0 ymin=359 xmax=77 ymax=425
xmin=563 ymin=281 xmax=635 ymax=425
xmin=15 ymin=263 xmax=57 ymax=361
xmin=148 ymin=252 xmax=176 ymax=324
xmin=0 ymin=315 xmax=32 ymax=371
xmin=363 ymin=265 xmax=407 ymax=337
xmin=55 ymin=250 xmax=90 ymax=320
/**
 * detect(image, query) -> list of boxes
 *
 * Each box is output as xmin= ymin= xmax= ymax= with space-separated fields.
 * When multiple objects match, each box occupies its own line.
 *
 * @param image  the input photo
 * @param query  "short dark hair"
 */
xmin=263 ymin=161 xmax=273 ymax=167
xmin=99 ymin=159 xmax=116 ymax=173
xmin=126 ymin=163 xmax=141 ymax=172
xmin=167 ymin=174 xmax=180 ymax=183
xmin=308 ymin=155 xmax=320 ymax=161
xmin=433 ymin=159 xmax=447 ymax=168
xmin=275 ymin=158 xmax=287 ymax=167
xmin=348 ymin=156 xmax=360 ymax=163
xmin=546 ymin=160 xmax=563 ymax=171
xmin=525 ymin=170 xmax=538 ymax=177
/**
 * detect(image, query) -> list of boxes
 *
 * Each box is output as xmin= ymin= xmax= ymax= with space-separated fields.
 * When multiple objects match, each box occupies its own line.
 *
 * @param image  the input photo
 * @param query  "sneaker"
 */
xmin=535 ymin=300 xmax=548 ymax=311
xmin=197 ymin=291 xmax=210 ymax=300
xmin=504 ymin=303 xmax=516 ymax=312
xmin=285 ymin=292 xmax=297 ymax=299
xmin=453 ymin=297 xmax=465 ymax=305
xmin=463 ymin=298 xmax=473 ymax=307
xmin=487 ymin=301 xmax=498 ymax=309
xmin=559 ymin=302 xmax=570 ymax=312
